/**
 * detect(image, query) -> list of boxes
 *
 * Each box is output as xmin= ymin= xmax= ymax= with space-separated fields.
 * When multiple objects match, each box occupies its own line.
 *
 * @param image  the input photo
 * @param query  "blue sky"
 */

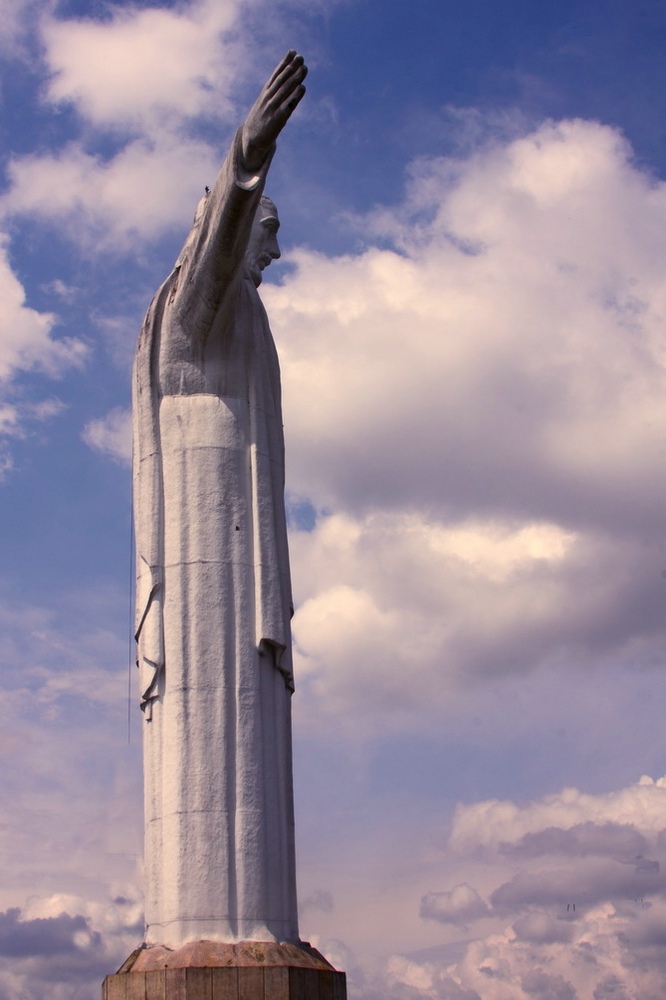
xmin=2 ymin=0 xmax=666 ymax=997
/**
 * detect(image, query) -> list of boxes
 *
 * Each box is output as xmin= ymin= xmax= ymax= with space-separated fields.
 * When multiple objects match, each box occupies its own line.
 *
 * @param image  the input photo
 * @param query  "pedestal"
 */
xmin=102 ymin=941 xmax=347 ymax=1000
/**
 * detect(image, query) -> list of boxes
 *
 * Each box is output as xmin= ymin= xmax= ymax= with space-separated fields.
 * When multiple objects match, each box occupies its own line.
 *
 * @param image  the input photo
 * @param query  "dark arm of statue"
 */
xmin=173 ymin=51 xmax=307 ymax=334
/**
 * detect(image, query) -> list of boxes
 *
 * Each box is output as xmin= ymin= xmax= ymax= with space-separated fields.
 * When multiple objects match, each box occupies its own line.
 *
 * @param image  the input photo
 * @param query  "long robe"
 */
xmin=132 ymin=130 xmax=298 ymax=948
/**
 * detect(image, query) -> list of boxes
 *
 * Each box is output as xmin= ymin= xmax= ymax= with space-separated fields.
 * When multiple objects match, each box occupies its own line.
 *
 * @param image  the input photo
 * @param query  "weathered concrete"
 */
xmin=102 ymin=942 xmax=347 ymax=1000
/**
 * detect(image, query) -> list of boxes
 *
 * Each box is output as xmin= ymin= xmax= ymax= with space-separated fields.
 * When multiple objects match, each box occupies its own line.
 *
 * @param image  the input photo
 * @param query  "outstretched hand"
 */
xmin=241 ymin=51 xmax=307 ymax=173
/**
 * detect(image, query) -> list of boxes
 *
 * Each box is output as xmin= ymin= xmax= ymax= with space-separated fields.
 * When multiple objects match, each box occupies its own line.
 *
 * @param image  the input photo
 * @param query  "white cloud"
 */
xmin=83 ymin=407 xmax=132 ymax=464
xmin=421 ymin=884 xmax=490 ymax=927
xmin=0 ymin=889 xmax=143 ymax=999
xmin=289 ymin=508 xmax=666 ymax=730
xmin=269 ymin=120 xmax=666 ymax=532
xmin=0 ymin=236 xmax=85 ymax=463
xmin=256 ymin=117 xmax=666 ymax=729
xmin=386 ymin=901 xmax=666 ymax=999
xmin=42 ymin=0 xmax=243 ymax=131
xmin=449 ymin=775 xmax=666 ymax=855
xmin=374 ymin=777 xmax=666 ymax=1000
xmin=23 ymin=888 xmax=142 ymax=941
xmin=0 ymin=239 xmax=85 ymax=381
xmin=2 ymin=135 xmax=221 ymax=251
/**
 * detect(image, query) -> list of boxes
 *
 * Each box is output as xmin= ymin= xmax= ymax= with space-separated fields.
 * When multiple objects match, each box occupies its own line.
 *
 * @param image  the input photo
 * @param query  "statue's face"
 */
xmin=246 ymin=204 xmax=281 ymax=287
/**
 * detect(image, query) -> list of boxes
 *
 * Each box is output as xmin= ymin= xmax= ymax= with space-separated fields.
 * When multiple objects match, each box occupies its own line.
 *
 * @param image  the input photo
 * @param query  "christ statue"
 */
xmin=132 ymin=50 xmax=307 ymax=948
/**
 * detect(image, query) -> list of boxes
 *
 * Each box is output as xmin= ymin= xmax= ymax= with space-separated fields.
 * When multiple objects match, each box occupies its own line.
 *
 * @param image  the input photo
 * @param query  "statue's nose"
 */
xmin=270 ymin=238 xmax=281 ymax=260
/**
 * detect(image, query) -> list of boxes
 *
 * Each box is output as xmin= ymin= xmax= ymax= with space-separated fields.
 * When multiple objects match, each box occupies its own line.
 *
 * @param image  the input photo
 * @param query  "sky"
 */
xmin=2 ymin=0 xmax=666 ymax=997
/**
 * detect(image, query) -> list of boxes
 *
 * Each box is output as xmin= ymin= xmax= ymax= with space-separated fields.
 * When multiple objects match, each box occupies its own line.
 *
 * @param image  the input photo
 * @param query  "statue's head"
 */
xmin=246 ymin=196 xmax=281 ymax=287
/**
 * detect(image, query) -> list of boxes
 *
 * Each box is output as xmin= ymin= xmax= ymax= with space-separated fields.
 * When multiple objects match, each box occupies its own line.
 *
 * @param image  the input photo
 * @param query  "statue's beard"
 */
xmin=245 ymin=250 xmax=273 ymax=287
xmin=247 ymin=262 xmax=263 ymax=287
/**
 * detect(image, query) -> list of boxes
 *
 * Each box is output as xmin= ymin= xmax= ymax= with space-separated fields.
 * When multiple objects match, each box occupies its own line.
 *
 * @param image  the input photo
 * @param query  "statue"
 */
xmin=132 ymin=51 xmax=307 ymax=949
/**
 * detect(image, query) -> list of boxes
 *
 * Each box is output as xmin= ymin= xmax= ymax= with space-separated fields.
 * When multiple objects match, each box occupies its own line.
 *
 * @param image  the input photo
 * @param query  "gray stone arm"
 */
xmin=171 ymin=128 xmax=274 ymax=337
xmin=170 ymin=50 xmax=307 ymax=339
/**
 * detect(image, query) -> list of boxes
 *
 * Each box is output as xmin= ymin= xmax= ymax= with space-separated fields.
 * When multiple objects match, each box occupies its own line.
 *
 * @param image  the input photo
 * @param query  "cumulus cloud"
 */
xmin=511 ymin=911 xmax=574 ymax=946
xmin=490 ymin=862 xmax=665 ymax=914
xmin=520 ymin=968 xmax=577 ymax=1000
xmin=448 ymin=775 xmax=666 ymax=855
xmin=385 ymin=954 xmax=482 ymax=1000
xmin=288 ymin=507 xmax=666 ymax=729
xmin=83 ymin=407 xmax=132 ymax=464
xmin=389 ymin=903 xmax=666 ymax=1000
xmin=260 ymin=117 xmax=666 ymax=729
xmin=421 ymin=884 xmax=490 ymax=927
xmin=42 ymin=0 xmax=243 ymax=131
xmin=271 ymin=119 xmax=666 ymax=530
xmin=22 ymin=891 xmax=142 ymax=944
xmin=392 ymin=777 xmax=666 ymax=999
xmin=2 ymin=135 xmax=221 ymax=251
xmin=0 ymin=907 xmax=96 ymax=957
xmin=0 ymin=892 xmax=143 ymax=999
xmin=0 ymin=240 xmax=85 ymax=382
xmin=500 ymin=822 xmax=650 ymax=861
xmin=0 ymin=236 xmax=85 ymax=462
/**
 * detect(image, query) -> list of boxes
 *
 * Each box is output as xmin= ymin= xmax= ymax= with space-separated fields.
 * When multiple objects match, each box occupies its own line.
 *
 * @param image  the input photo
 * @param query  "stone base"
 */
xmin=102 ymin=941 xmax=347 ymax=1000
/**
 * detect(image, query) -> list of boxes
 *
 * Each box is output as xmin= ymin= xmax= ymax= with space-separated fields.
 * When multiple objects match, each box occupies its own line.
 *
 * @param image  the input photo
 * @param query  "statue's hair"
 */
xmin=259 ymin=195 xmax=278 ymax=219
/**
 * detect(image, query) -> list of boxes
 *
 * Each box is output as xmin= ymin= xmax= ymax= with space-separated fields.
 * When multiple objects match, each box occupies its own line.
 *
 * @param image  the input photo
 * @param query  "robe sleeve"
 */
xmin=170 ymin=128 xmax=275 ymax=339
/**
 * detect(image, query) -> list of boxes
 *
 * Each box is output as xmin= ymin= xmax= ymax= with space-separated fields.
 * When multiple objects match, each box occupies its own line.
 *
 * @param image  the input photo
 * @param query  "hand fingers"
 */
xmin=288 ymin=84 xmax=306 ymax=112
xmin=265 ymin=57 xmax=306 ymax=104
xmin=268 ymin=85 xmax=306 ymax=134
xmin=265 ymin=53 xmax=306 ymax=101
xmin=266 ymin=50 xmax=297 ymax=90
xmin=268 ymin=62 xmax=308 ymax=111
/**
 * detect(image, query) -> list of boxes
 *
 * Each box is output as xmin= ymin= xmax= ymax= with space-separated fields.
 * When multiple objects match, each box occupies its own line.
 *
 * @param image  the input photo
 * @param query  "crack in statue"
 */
xmin=132 ymin=51 xmax=307 ymax=948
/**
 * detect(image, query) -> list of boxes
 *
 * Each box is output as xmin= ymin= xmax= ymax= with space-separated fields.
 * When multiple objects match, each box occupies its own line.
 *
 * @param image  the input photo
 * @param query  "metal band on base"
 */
xmin=102 ymin=941 xmax=347 ymax=1000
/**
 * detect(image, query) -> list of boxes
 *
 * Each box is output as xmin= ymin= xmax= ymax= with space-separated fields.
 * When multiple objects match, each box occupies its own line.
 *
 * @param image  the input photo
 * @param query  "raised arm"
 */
xmin=172 ymin=51 xmax=307 ymax=333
